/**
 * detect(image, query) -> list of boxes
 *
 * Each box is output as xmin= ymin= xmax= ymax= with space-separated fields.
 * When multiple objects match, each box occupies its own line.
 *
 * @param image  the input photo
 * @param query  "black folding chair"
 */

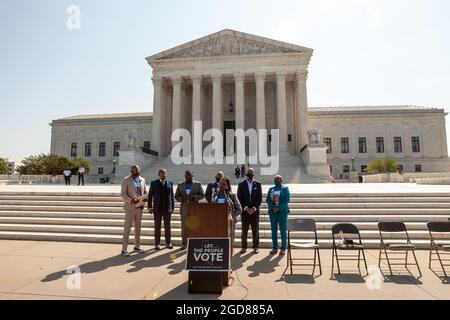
xmin=331 ymin=223 xmax=368 ymax=277
xmin=427 ymin=222 xmax=450 ymax=277
xmin=378 ymin=222 xmax=422 ymax=277
xmin=287 ymin=218 xmax=322 ymax=276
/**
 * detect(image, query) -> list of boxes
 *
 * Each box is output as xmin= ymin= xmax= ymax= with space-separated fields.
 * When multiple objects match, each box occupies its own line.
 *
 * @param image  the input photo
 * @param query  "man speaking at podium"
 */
xmin=175 ymin=170 xmax=205 ymax=250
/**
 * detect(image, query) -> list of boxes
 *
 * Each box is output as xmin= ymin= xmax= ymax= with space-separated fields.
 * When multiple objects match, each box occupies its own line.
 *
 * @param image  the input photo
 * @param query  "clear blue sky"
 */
xmin=1 ymin=0 xmax=450 ymax=163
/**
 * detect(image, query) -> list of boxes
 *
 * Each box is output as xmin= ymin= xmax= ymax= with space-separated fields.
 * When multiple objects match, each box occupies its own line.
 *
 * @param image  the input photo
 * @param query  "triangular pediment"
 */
xmin=147 ymin=29 xmax=313 ymax=61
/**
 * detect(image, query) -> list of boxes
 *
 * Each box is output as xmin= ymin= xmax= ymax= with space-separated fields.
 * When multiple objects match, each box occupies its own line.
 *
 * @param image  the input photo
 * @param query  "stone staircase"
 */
xmin=0 ymin=191 xmax=449 ymax=249
xmin=141 ymin=156 xmax=328 ymax=184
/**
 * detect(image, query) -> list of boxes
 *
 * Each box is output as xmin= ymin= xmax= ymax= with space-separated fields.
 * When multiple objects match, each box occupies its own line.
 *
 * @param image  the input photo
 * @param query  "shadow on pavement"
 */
xmin=42 ymin=249 xmax=158 ymax=282
xmin=331 ymin=273 xmax=366 ymax=283
xmin=155 ymin=282 xmax=220 ymax=300
xmin=279 ymin=274 xmax=316 ymax=284
xmin=246 ymin=254 xmax=284 ymax=278
xmin=127 ymin=250 xmax=185 ymax=273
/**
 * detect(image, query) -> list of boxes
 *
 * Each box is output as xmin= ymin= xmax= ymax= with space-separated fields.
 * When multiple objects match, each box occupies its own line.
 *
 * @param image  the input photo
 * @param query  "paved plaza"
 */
xmin=0 ymin=240 xmax=449 ymax=300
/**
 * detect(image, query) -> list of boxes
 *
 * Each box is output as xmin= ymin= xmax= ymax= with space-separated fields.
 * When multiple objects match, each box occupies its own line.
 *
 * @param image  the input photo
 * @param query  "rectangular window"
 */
xmin=412 ymin=136 xmax=420 ymax=153
xmin=324 ymin=138 xmax=332 ymax=154
xmin=361 ymin=165 xmax=368 ymax=173
xmin=343 ymin=165 xmax=350 ymax=173
xmin=376 ymin=137 xmax=384 ymax=153
xmin=70 ymin=143 xmax=77 ymax=157
xmin=414 ymin=164 xmax=422 ymax=172
xmin=394 ymin=137 xmax=402 ymax=153
xmin=288 ymin=134 xmax=292 ymax=142
xmin=143 ymin=141 xmax=151 ymax=153
xmin=341 ymin=138 xmax=349 ymax=154
xmin=113 ymin=142 xmax=120 ymax=157
xmin=358 ymin=137 xmax=367 ymax=153
xmin=99 ymin=142 xmax=106 ymax=157
xmin=84 ymin=142 xmax=91 ymax=157
xmin=98 ymin=167 xmax=104 ymax=174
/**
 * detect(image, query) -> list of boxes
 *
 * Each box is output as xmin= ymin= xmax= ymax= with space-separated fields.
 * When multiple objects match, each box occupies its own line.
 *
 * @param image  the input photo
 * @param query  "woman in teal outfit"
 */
xmin=266 ymin=175 xmax=290 ymax=255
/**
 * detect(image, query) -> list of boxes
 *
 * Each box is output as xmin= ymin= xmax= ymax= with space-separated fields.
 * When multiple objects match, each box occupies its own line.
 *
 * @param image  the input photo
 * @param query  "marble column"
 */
xmin=296 ymin=71 xmax=309 ymax=151
xmin=234 ymin=73 xmax=245 ymax=131
xmin=150 ymin=76 xmax=163 ymax=155
xmin=191 ymin=76 xmax=202 ymax=129
xmin=211 ymin=74 xmax=223 ymax=133
xmin=171 ymin=76 xmax=182 ymax=148
xmin=276 ymin=72 xmax=288 ymax=153
xmin=255 ymin=72 xmax=266 ymax=131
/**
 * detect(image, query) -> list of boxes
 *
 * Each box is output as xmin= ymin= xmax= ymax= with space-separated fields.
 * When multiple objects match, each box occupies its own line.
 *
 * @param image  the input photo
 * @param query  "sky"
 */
xmin=1 ymin=0 xmax=450 ymax=163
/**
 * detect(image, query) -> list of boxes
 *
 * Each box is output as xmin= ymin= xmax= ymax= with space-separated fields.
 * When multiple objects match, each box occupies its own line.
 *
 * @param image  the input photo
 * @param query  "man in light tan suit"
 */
xmin=120 ymin=165 xmax=147 ymax=256
xmin=175 ymin=170 xmax=205 ymax=250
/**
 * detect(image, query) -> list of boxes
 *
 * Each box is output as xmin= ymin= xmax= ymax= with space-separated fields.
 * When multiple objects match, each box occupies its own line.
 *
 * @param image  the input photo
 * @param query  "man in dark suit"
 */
xmin=237 ymin=167 xmax=262 ymax=254
xmin=205 ymin=171 xmax=223 ymax=203
xmin=148 ymin=169 xmax=175 ymax=250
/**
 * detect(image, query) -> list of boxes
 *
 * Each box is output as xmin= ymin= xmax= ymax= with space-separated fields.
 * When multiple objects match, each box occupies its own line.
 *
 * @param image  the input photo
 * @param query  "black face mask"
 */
xmin=246 ymin=174 xmax=254 ymax=179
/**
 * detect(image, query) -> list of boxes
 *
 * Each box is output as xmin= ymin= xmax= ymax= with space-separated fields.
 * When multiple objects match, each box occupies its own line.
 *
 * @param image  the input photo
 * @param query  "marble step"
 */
xmin=0 ymin=222 xmax=443 ymax=239
xmin=0 ymin=231 xmax=436 ymax=249
xmin=1 ymin=200 xmax=450 ymax=209
xmin=0 ymin=210 xmax=449 ymax=222
xmin=3 ymin=195 xmax=450 ymax=203
xmin=0 ymin=217 xmax=442 ymax=230
xmin=2 ymin=205 xmax=450 ymax=216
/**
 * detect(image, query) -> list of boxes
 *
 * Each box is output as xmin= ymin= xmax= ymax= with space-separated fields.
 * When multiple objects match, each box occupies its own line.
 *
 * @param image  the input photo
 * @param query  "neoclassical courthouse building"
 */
xmin=50 ymin=29 xmax=450 ymax=182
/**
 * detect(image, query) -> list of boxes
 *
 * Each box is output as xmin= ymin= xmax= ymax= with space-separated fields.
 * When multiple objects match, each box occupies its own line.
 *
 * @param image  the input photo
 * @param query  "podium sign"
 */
xmin=186 ymin=238 xmax=231 ymax=272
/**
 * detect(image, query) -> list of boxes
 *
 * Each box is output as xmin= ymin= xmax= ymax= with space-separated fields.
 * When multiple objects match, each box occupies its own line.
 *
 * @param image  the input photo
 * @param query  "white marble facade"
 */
xmin=146 ymin=29 xmax=311 ymax=157
xmin=49 ymin=29 xmax=450 ymax=178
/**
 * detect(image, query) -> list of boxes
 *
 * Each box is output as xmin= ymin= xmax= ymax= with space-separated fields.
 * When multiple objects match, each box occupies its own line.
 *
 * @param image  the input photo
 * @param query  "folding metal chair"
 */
xmin=427 ymin=222 xmax=450 ymax=277
xmin=331 ymin=223 xmax=368 ymax=277
xmin=287 ymin=218 xmax=322 ymax=276
xmin=378 ymin=222 xmax=422 ymax=277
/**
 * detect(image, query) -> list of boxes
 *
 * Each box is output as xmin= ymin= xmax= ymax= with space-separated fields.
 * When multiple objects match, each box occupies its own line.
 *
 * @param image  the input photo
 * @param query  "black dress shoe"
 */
xmin=154 ymin=245 xmax=161 ymax=250
xmin=240 ymin=248 xmax=247 ymax=254
xmin=166 ymin=243 xmax=174 ymax=249
xmin=253 ymin=248 xmax=259 ymax=254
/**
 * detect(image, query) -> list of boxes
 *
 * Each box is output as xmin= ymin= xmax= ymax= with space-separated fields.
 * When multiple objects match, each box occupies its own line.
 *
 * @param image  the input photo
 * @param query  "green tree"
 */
xmin=367 ymin=157 xmax=398 ymax=174
xmin=0 ymin=158 xmax=9 ymax=174
xmin=16 ymin=154 xmax=89 ymax=175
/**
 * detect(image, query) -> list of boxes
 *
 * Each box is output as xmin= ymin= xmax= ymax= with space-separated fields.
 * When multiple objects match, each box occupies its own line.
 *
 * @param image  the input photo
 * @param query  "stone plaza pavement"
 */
xmin=0 ymin=239 xmax=449 ymax=300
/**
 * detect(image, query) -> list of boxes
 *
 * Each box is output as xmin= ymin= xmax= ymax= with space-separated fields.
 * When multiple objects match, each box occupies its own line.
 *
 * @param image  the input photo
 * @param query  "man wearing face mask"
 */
xmin=120 ymin=165 xmax=148 ymax=257
xmin=175 ymin=170 xmax=205 ymax=250
xmin=237 ymin=168 xmax=262 ymax=254
xmin=148 ymin=169 xmax=175 ymax=250
xmin=205 ymin=171 xmax=224 ymax=203
xmin=266 ymin=175 xmax=291 ymax=256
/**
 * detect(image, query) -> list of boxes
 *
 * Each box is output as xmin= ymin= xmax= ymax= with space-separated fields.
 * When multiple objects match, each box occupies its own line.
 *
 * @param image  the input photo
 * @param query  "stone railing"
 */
xmin=362 ymin=172 xmax=450 ymax=183
xmin=0 ymin=174 xmax=65 ymax=184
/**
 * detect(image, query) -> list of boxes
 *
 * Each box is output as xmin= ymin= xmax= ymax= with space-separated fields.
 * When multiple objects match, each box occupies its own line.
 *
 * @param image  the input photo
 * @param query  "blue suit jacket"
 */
xmin=148 ymin=179 xmax=175 ymax=215
xmin=266 ymin=185 xmax=291 ymax=216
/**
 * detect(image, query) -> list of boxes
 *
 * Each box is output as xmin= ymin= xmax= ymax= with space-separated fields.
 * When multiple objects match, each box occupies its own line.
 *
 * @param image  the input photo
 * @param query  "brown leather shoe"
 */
xmin=279 ymin=250 xmax=286 ymax=256
xmin=270 ymin=249 xmax=278 ymax=254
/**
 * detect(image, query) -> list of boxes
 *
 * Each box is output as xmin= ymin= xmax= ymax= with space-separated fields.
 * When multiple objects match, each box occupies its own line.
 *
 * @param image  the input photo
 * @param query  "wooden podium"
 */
xmin=187 ymin=203 xmax=232 ymax=293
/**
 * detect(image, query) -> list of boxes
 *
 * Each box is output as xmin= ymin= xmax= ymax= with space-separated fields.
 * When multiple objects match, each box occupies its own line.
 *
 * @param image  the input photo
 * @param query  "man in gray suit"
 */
xmin=175 ymin=170 xmax=205 ymax=250
xmin=120 ymin=165 xmax=147 ymax=256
